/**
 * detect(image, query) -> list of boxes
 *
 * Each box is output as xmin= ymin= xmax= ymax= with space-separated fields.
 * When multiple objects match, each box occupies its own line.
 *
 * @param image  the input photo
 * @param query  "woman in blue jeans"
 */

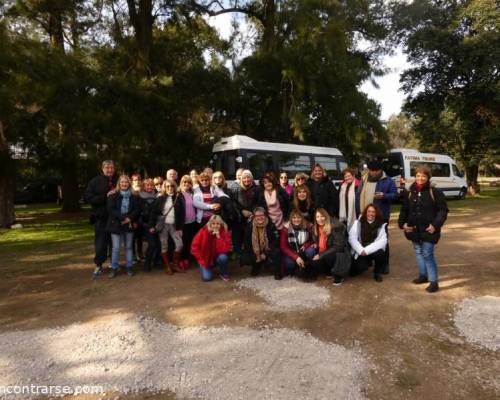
xmin=279 ymin=209 xmax=316 ymax=278
xmin=398 ymin=166 xmax=448 ymax=293
xmin=106 ymin=175 xmax=141 ymax=278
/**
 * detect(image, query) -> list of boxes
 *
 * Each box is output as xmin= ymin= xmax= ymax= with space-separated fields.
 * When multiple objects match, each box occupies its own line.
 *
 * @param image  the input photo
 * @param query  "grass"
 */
xmin=0 ymin=203 xmax=93 ymax=254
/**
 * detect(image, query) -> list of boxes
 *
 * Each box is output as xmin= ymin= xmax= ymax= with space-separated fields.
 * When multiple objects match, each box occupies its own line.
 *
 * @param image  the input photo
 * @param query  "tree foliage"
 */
xmin=391 ymin=0 xmax=500 ymax=193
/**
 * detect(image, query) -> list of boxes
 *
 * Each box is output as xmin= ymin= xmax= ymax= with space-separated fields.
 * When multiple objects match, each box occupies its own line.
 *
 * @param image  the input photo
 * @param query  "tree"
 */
xmin=392 ymin=0 xmax=500 ymax=193
xmin=386 ymin=113 xmax=420 ymax=149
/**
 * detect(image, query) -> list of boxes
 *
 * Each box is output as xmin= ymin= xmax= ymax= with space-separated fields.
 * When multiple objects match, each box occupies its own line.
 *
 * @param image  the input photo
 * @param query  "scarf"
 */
xmin=252 ymin=217 xmax=269 ymax=263
xmin=120 ymin=190 xmax=131 ymax=214
xmin=318 ymin=226 xmax=327 ymax=253
xmin=139 ymin=190 xmax=156 ymax=203
xmin=360 ymin=172 xmax=386 ymax=212
xmin=360 ymin=218 xmax=382 ymax=247
xmin=287 ymin=224 xmax=309 ymax=253
xmin=339 ymin=181 xmax=356 ymax=231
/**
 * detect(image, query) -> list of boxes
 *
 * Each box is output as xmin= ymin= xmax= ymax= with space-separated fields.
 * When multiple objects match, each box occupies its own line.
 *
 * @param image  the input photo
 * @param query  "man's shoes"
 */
xmin=412 ymin=275 xmax=428 ymax=284
xmin=92 ymin=267 xmax=103 ymax=280
xmin=333 ymin=276 xmax=344 ymax=286
xmin=426 ymin=281 xmax=439 ymax=293
xmin=374 ymin=274 xmax=383 ymax=282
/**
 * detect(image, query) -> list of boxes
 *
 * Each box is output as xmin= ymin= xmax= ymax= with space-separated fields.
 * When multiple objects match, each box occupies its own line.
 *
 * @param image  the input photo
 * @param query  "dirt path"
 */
xmin=1 ymin=207 xmax=499 ymax=400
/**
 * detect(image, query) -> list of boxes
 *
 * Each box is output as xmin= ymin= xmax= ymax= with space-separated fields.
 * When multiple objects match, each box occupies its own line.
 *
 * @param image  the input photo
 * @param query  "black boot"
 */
xmin=412 ymin=275 xmax=428 ymax=284
xmin=426 ymin=281 xmax=439 ymax=293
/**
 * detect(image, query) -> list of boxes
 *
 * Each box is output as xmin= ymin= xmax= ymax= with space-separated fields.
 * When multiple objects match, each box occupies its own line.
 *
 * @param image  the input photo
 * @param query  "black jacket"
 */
xmin=106 ymin=191 xmax=142 ymax=234
xmin=307 ymin=176 xmax=339 ymax=218
xmin=242 ymin=221 xmax=281 ymax=265
xmin=139 ymin=193 xmax=157 ymax=226
xmin=149 ymin=193 xmax=185 ymax=230
xmin=231 ymin=183 xmax=259 ymax=221
xmin=398 ymin=183 xmax=448 ymax=244
xmin=252 ymin=186 xmax=291 ymax=220
xmin=84 ymin=174 xmax=118 ymax=219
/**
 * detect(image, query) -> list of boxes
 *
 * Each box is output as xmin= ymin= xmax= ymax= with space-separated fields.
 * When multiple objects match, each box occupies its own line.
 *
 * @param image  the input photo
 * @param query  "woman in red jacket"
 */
xmin=191 ymin=215 xmax=232 ymax=282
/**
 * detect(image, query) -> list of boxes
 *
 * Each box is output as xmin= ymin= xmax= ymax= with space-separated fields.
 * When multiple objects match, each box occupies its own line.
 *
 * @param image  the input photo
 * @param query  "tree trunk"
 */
xmin=60 ymin=129 xmax=81 ymax=212
xmin=127 ymin=0 xmax=154 ymax=77
xmin=465 ymin=163 xmax=480 ymax=195
xmin=48 ymin=7 xmax=65 ymax=51
xmin=0 ymin=121 xmax=15 ymax=228
xmin=262 ymin=0 xmax=276 ymax=54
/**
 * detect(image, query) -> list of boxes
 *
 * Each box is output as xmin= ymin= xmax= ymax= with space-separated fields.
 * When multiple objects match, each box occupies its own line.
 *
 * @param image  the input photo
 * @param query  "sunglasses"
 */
xmin=296 ymin=177 xmax=305 ymax=181
xmin=165 ymin=185 xmax=174 ymax=188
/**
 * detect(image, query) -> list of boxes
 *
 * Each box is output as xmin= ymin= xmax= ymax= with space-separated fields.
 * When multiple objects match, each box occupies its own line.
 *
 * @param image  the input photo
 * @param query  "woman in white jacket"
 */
xmin=348 ymin=203 xmax=387 ymax=282
xmin=193 ymin=172 xmax=229 ymax=226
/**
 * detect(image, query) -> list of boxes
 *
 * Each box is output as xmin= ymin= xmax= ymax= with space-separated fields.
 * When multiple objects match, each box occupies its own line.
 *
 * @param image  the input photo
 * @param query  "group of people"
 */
xmin=84 ymin=158 xmax=448 ymax=292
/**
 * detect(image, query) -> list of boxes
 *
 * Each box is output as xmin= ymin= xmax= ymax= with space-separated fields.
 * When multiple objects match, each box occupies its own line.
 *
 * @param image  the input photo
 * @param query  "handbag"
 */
xmin=154 ymin=196 xmax=177 ymax=232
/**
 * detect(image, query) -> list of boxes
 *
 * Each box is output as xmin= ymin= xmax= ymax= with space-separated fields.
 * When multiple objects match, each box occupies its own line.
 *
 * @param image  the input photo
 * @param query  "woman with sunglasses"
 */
xmin=279 ymin=172 xmax=293 ymax=198
xmin=293 ymin=172 xmax=308 ymax=188
xmin=193 ymin=172 xmax=228 ymax=227
xmin=149 ymin=180 xmax=185 ymax=275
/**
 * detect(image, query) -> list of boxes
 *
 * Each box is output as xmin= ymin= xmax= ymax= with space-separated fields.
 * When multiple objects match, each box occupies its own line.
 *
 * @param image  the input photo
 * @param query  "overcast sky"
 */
xmin=208 ymin=14 xmax=410 ymax=121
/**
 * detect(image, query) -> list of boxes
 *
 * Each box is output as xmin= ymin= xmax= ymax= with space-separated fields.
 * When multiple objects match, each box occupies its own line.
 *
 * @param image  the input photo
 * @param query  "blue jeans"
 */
xmin=413 ymin=241 xmax=438 ymax=282
xmin=111 ymin=232 xmax=134 ymax=270
xmin=283 ymin=246 xmax=317 ymax=275
xmin=199 ymin=254 xmax=229 ymax=282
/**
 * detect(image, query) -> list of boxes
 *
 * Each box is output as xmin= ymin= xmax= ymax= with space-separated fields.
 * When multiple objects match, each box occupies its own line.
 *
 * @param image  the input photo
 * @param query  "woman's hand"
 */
xmin=425 ymin=224 xmax=436 ymax=234
xmin=242 ymin=210 xmax=252 ymax=218
xmin=149 ymin=228 xmax=156 ymax=234
xmin=212 ymin=203 xmax=221 ymax=211
xmin=296 ymin=257 xmax=305 ymax=268
xmin=361 ymin=250 xmax=367 ymax=256
xmin=312 ymin=254 xmax=320 ymax=261
xmin=176 ymin=230 xmax=183 ymax=237
xmin=122 ymin=217 xmax=131 ymax=225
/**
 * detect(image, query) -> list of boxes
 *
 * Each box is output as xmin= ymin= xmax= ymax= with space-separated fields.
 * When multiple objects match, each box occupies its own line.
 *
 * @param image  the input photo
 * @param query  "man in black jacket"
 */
xmin=84 ymin=160 xmax=118 ymax=279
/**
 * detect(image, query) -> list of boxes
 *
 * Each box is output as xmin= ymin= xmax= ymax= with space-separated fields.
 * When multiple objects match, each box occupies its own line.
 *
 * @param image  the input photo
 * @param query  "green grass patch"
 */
xmin=2 ymin=203 xmax=93 ymax=254
xmin=395 ymin=370 xmax=421 ymax=390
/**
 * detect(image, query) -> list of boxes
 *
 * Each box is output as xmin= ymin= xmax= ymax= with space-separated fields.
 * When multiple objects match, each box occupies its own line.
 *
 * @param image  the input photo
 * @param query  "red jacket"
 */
xmin=191 ymin=225 xmax=232 ymax=268
xmin=279 ymin=224 xmax=314 ymax=261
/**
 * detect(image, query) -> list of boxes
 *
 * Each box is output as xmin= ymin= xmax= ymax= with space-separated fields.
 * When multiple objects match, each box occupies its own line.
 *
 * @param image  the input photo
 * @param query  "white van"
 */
xmin=381 ymin=148 xmax=467 ymax=199
xmin=211 ymin=135 xmax=348 ymax=182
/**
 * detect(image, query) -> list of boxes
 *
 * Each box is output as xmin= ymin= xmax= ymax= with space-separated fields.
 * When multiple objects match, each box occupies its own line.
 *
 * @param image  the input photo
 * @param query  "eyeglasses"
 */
xmin=165 ymin=185 xmax=174 ymax=188
xmin=296 ymin=177 xmax=305 ymax=181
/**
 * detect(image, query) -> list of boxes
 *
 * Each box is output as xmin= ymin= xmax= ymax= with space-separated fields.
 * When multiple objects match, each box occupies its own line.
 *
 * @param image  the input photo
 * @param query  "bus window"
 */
xmin=278 ymin=153 xmax=311 ymax=175
xmin=211 ymin=151 xmax=239 ymax=180
xmin=410 ymin=162 xmax=451 ymax=177
xmin=314 ymin=156 xmax=339 ymax=179
xmin=338 ymin=160 xmax=348 ymax=174
xmin=382 ymin=153 xmax=403 ymax=177
xmin=245 ymin=151 xmax=275 ymax=180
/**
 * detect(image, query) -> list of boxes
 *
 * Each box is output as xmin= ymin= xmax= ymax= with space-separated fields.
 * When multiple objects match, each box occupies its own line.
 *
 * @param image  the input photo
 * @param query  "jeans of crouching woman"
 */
xmin=283 ymin=247 xmax=317 ymax=275
xmin=412 ymin=241 xmax=438 ymax=282
xmin=199 ymin=254 xmax=229 ymax=281
xmin=111 ymin=232 xmax=134 ymax=270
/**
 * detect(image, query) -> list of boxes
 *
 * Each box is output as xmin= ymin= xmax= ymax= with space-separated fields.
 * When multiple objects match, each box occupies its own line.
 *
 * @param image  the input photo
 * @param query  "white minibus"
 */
xmin=211 ymin=135 xmax=348 ymax=183
xmin=381 ymin=148 xmax=467 ymax=199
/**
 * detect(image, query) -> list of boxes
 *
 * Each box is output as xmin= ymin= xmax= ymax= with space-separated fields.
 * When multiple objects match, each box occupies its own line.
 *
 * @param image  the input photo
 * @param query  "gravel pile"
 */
xmin=454 ymin=296 xmax=500 ymax=351
xmin=0 ymin=314 xmax=367 ymax=399
xmin=235 ymin=276 xmax=331 ymax=311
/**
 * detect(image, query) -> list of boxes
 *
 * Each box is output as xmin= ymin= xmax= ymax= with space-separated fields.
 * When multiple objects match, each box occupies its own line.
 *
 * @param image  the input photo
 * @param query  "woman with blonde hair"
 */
xmin=191 ymin=214 xmax=232 ymax=282
xmin=106 ymin=175 xmax=142 ymax=278
xmin=311 ymin=208 xmax=349 ymax=284
xmin=178 ymin=175 xmax=198 ymax=270
xmin=193 ymin=172 xmax=228 ymax=226
xmin=293 ymin=172 xmax=308 ymax=188
xmin=153 ymin=177 xmax=163 ymax=194
xmin=149 ymin=179 xmax=185 ymax=275
xmin=339 ymin=167 xmax=360 ymax=232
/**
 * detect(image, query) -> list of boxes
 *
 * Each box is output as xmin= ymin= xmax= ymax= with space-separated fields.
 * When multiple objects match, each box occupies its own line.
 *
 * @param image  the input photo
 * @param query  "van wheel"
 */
xmin=457 ymin=188 xmax=467 ymax=200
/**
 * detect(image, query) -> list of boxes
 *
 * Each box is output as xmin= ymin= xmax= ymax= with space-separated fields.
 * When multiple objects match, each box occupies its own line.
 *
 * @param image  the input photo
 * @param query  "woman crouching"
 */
xmin=279 ymin=209 xmax=316 ymax=279
xmin=348 ymin=204 xmax=387 ymax=282
xmin=242 ymin=207 xmax=282 ymax=279
xmin=311 ymin=208 xmax=349 ymax=285
xmin=191 ymin=215 xmax=232 ymax=282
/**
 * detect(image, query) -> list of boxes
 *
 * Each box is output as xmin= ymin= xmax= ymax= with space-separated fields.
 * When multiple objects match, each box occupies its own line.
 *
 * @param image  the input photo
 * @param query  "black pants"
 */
xmin=352 ymin=249 xmax=386 ymax=276
xmin=94 ymin=217 xmax=110 ymax=267
xmin=309 ymin=252 xmax=337 ymax=278
xmin=250 ymin=248 xmax=282 ymax=276
xmin=182 ymin=222 xmax=199 ymax=261
xmin=142 ymin=226 xmax=157 ymax=269
xmin=133 ymin=226 xmax=144 ymax=258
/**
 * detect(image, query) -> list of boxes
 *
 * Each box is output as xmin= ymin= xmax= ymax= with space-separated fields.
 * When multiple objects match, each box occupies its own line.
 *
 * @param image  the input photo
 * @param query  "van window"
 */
xmin=278 ymin=153 xmax=311 ymax=175
xmin=382 ymin=153 xmax=403 ymax=177
xmin=211 ymin=151 xmax=238 ymax=180
xmin=314 ymin=156 xmax=339 ymax=179
xmin=246 ymin=151 xmax=275 ymax=180
xmin=452 ymin=164 xmax=464 ymax=178
xmin=410 ymin=162 xmax=451 ymax=177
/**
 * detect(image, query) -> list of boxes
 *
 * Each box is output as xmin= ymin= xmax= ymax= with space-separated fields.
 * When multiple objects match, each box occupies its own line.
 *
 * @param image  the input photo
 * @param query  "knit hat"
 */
xmin=367 ymin=160 xmax=383 ymax=170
